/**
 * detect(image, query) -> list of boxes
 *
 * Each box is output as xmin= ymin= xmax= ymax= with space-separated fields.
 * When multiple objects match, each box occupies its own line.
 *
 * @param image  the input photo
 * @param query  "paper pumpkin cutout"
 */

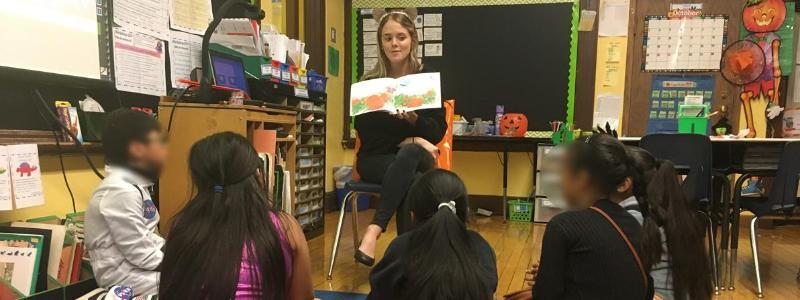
xmin=742 ymin=0 xmax=786 ymax=33
xmin=499 ymin=113 xmax=528 ymax=137
xmin=737 ymin=0 xmax=790 ymax=137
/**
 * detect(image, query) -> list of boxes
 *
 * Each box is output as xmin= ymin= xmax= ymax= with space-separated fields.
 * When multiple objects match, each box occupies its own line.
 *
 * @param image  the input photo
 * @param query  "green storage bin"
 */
xmin=508 ymin=199 xmax=533 ymax=222
xmin=678 ymin=103 xmax=709 ymax=134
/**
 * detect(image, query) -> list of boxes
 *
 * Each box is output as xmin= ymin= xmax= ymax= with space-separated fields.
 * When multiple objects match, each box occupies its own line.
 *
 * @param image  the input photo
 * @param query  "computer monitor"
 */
xmin=210 ymin=50 xmax=249 ymax=93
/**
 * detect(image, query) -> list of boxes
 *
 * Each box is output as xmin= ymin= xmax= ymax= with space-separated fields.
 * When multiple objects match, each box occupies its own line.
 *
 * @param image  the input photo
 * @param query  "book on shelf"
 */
xmin=0 ymin=227 xmax=51 ymax=296
xmin=65 ymin=212 xmax=85 ymax=284
xmin=11 ymin=222 xmax=66 ymax=281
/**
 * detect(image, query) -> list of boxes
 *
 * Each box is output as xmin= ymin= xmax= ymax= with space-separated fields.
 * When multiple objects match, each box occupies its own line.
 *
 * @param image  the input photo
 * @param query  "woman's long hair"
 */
xmin=403 ymin=169 xmax=491 ymax=300
xmin=362 ymin=9 xmax=423 ymax=80
xmin=159 ymin=132 xmax=288 ymax=299
xmin=627 ymin=147 xmax=712 ymax=300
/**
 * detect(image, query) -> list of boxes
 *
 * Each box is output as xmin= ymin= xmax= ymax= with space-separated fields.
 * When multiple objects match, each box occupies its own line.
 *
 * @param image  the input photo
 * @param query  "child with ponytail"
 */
xmin=626 ymin=147 xmax=712 ymax=300
xmin=367 ymin=169 xmax=497 ymax=300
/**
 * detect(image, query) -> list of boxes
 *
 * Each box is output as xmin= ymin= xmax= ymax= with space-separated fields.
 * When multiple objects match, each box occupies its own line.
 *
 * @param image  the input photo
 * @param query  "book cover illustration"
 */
xmin=0 ymin=233 xmax=44 ymax=296
xmin=350 ymin=72 xmax=441 ymax=116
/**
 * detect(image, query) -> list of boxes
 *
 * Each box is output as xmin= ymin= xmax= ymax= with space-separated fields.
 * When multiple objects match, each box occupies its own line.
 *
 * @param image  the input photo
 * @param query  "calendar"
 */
xmin=642 ymin=15 xmax=728 ymax=72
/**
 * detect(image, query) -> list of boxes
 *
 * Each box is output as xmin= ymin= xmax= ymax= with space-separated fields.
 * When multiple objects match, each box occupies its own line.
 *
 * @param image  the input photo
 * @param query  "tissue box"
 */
xmin=77 ymin=111 xmax=106 ymax=142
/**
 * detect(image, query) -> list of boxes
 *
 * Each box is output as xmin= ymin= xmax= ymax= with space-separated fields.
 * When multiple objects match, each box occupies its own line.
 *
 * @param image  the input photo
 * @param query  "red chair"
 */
xmin=327 ymin=100 xmax=454 ymax=279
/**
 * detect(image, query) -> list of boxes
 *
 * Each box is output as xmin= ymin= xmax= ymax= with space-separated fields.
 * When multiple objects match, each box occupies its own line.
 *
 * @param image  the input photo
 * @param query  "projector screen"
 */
xmin=0 ymin=0 xmax=103 ymax=80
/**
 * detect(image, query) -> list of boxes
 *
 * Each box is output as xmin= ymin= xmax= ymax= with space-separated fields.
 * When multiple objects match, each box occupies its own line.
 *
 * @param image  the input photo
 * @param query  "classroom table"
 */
xmin=453 ymin=136 xmax=547 ymax=220
xmin=620 ymin=136 xmax=799 ymax=290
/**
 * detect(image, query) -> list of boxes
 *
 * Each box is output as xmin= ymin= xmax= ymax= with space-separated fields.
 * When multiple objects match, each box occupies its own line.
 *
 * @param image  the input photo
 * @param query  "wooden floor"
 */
xmin=310 ymin=209 xmax=800 ymax=299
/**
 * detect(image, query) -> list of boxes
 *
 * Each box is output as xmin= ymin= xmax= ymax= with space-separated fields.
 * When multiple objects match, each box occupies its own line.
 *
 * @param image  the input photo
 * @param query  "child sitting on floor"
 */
xmin=368 ymin=169 xmax=497 ymax=300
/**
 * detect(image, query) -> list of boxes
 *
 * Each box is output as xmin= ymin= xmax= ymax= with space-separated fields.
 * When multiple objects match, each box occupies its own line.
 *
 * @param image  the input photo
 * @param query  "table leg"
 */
xmin=728 ymin=174 xmax=751 ymax=291
xmin=503 ymin=150 xmax=509 ymax=222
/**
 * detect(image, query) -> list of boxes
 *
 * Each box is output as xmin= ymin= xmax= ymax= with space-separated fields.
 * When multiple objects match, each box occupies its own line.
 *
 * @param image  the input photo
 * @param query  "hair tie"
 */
xmin=438 ymin=201 xmax=456 ymax=214
xmin=213 ymin=185 xmax=224 ymax=193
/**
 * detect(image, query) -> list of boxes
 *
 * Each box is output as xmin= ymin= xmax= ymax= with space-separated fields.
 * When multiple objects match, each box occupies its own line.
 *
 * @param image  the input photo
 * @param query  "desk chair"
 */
xmin=327 ymin=100 xmax=455 ymax=280
xmin=639 ymin=133 xmax=721 ymax=293
xmin=728 ymin=141 xmax=799 ymax=298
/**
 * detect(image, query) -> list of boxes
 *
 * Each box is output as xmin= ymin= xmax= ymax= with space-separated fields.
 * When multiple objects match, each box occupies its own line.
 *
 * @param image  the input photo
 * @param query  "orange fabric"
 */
xmin=436 ymin=100 xmax=455 ymax=170
xmin=351 ymin=100 xmax=455 ymax=181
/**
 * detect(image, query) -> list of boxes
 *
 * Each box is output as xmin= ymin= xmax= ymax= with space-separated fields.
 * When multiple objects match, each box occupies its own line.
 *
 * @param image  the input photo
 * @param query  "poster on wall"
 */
xmin=737 ymin=0 xmax=795 ymax=138
xmin=647 ymin=75 xmax=715 ymax=134
xmin=642 ymin=15 xmax=728 ymax=72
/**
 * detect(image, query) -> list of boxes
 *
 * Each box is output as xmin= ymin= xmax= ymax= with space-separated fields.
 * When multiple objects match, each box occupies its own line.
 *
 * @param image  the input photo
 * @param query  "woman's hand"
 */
xmin=399 ymin=137 xmax=439 ymax=159
xmin=394 ymin=110 xmax=418 ymax=125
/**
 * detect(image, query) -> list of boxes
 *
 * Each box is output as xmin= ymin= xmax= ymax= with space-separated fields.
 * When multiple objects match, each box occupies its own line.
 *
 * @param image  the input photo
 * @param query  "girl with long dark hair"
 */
xmin=531 ymin=134 xmax=653 ymax=299
xmin=626 ymin=147 xmax=712 ymax=300
xmin=159 ymin=132 xmax=314 ymax=299
xmin=368 ymin=169 xmax=497 ymax=299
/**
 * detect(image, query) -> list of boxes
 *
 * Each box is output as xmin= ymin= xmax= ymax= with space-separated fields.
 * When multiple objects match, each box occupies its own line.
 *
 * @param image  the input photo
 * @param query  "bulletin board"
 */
xmin=646 ymin=75 xmax=715 ymax=134
xmin=350 ymin=0 xmax=580 ymax=131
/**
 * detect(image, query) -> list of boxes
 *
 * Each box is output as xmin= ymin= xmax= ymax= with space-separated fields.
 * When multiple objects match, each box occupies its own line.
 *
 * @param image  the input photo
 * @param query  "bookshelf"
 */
xmin=157 ymin=102 xmax=297 ymax=235
xmin=255 ymin=82 xmax=327 ymax=239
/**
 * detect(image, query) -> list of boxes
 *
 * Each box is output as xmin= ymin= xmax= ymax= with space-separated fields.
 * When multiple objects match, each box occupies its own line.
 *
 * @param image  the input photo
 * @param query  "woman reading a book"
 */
xmin=354 ymin=7 xmax=447 ymax=267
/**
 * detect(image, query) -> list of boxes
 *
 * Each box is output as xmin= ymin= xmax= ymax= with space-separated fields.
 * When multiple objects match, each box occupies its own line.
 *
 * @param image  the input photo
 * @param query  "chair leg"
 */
xmin=350 ymin=192 xmax=361 ymax=256
xmin=327 ymin=191 xmax=354 ymax=280
xmin=728 ymin=174 xmax=751 ymax=291
xmin=718 ymin=175 xmax=732 ymax=289
xmin=749 ymin=216 xmax=764 ymax=298
xmin=702 ymin=211 xmax=721 ymax=294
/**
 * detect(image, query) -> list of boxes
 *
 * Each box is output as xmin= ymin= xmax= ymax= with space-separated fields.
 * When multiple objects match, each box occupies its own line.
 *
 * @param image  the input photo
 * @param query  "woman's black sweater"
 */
xmin=533 ymin=199 xmax=654 ymax=300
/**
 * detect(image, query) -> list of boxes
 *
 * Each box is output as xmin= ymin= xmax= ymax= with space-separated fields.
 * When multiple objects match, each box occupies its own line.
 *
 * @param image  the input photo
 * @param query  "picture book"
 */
xmin=0 ymin=233 xmax=45 ymax=296
xmin=11 ymin=222 xmax=66 ymax=280
xmin=350 ymin=72 xmax=441 ymax=116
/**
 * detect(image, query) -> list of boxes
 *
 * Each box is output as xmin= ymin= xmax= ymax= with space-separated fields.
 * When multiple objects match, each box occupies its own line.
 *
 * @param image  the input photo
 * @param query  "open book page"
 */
xmin=350 ymin=78 xmax=396 ymax=116
xmin=350 ymin=72 xmax=442 ymax=116
xmin=392 ymin=72 xmax=441 ymax=112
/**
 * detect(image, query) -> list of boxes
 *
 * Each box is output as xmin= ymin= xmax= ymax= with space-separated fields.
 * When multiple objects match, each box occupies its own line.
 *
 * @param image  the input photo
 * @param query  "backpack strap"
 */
xmin=589 ymin=206 xmax=649 ymax=293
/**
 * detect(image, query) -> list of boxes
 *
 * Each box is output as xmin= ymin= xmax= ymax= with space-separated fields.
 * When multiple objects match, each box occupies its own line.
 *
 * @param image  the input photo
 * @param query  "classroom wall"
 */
xmin=325 ymin=0 xmax=354 ymax=194
xmin=0 ymin=154 xmax=104 ymax=222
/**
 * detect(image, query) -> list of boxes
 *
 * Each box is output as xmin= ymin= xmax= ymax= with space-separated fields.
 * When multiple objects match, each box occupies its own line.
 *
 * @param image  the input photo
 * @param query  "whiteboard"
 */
xmin=0 ymin=0 xmax=102 ymax=79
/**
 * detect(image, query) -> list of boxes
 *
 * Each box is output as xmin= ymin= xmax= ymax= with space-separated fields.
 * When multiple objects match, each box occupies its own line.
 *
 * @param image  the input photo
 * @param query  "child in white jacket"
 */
xmin=85 ymin=109 xmax=168 ymax=296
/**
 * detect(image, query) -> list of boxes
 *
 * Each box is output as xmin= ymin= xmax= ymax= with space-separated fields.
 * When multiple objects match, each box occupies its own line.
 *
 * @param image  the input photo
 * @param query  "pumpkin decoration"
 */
xmin=499 ymin=113 xmax=528 ymax=137
xmin=743 ymin=0 xmax=786 ymax=33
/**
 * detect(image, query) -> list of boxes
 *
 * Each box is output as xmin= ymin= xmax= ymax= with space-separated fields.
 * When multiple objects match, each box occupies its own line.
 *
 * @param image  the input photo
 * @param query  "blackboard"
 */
xmin=353 ymin=2 xmax=577 ymax=131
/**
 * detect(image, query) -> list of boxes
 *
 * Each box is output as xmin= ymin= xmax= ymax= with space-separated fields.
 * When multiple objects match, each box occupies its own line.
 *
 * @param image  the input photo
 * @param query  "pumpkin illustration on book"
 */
xmin=499 ymin=113 xmax=528 ymax=137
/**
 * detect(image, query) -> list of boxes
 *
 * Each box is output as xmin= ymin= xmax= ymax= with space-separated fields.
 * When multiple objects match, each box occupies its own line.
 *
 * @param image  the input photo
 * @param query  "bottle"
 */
xmin=494 ymin=105 xmax=504 ymax=136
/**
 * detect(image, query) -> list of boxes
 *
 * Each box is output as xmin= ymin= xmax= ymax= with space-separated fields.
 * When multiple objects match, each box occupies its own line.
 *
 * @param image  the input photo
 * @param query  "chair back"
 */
xmin=757 ymin=141 xmax=800 ymax=216
xmin=640 ymin=134 xmax=713 ymax=205
xmin=352 ymin=100 xmax=455 ymax=182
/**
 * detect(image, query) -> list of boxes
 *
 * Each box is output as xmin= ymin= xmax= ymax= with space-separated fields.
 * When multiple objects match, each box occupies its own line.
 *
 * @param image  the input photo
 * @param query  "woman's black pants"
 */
xmin=356 ymin=144 xmax=435 ymax=234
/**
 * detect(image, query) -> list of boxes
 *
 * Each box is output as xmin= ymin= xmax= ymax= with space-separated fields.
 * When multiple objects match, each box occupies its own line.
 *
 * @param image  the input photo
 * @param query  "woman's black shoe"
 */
xmin=354 ymin=249 xmax=375 ymax=266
